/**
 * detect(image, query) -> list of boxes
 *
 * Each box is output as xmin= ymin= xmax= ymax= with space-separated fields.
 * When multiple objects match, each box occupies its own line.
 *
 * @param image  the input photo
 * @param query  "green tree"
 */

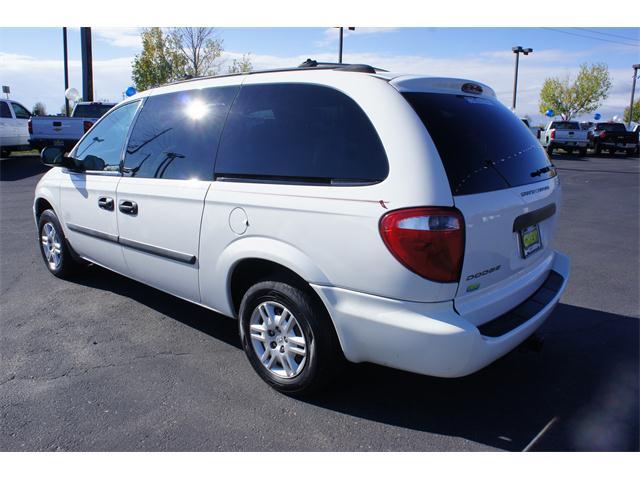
xmin=169 ymin=27 xmax=223 ymax=77
xmin=623 ymin=99 xmax=640 ymax=123
xmin=539 ymin=63 xmax=612 ymax=120
xmin=131 ymin=27 xmax=186 ymax=91
xmin=227 ymin=54 xmax=253 ymax=74
xmin=32 ymin=102 xmax=46 ymax=116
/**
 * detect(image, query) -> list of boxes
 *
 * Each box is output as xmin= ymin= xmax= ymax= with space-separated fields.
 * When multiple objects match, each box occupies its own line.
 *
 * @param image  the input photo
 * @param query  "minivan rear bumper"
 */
xmin=312 ymin=250 xmax=570 ymax=378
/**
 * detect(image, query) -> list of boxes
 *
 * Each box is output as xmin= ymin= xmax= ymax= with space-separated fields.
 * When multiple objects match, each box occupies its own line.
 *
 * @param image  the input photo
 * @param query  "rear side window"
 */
xmin=124 ymin=86 xmax=239 ymax=180
xmin=73 ymin=104 xmax=114 ymax=118
xmin=11 ymin=102 xmax=30 ymax=119
xmin=0 ymin=102 xmax=11 ymax=118
xmin=550 ymin=121 xmax=579 ymax=130
xmin=215 ymin=83 xmax=388 ymax=184
xmin=403 ymin=92 xmax=554 ymax=196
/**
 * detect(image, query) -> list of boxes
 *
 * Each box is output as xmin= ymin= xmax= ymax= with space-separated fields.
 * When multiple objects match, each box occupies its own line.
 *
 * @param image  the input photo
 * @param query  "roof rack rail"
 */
xmin=162 ymin=59 xmax=387 ymax=88
xmin=298 ymin=58 xmax=385 ymax=73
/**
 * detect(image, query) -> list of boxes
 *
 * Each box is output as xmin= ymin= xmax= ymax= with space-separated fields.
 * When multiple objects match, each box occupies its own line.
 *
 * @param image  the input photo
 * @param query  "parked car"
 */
xmin=540 ymin=120 xmax=589 ymax=155
xmin=0 ymin=99 xmax=32 ymax=157
xmin=587 ymin=122 xmax=639 ymax=156
xmin=520 ymin=117 xmax=542 ymax=139
xmin=34 ymin=64 xmax=570 ymax=394
xmin=29 ymin=101 xmax=116 ymax=152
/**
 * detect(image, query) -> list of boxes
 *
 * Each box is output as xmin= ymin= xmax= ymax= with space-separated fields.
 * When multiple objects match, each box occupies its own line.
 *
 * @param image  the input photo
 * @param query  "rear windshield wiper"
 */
xmin=530 ymin=166 xmax=554 ymax=177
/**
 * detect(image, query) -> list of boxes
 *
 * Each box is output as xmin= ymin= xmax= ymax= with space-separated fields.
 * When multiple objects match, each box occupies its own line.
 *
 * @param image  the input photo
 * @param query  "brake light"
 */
xmin=550 ymin=129 xmax=555 ymax=140
xmin=379 ymin=207 xmax=465 ymax=283
xmin=83 ymin=120 xmax=93 ymax=133
xmin=28 ymin=118 xmax=32 ymax=134
xmin=599 ymin=131 xmax=607 ymax=139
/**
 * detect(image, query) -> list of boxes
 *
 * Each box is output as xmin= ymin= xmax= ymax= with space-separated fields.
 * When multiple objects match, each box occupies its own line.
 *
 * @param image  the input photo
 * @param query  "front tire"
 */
xmin=37 ymin=209 xmax=83 ymax=278
xmin=239 ymin=279 xmax=341 ymax=395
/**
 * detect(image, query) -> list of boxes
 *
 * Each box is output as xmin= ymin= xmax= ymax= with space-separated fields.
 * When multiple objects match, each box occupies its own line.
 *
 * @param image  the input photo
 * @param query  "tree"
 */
xmin=539 ymin=63 xmax=612 ymax=120
xmin=32 ymin=102 xmax=46 ymax=116
xmin=169 ymin=27 xmax=223 ymax=77
xmin=131 ymin=27 xmax=186 ymax=91
xmin=623 ymin=99 xmax=640 ymax=124
xmin=227 ymin=54 xmax=253 ymax=74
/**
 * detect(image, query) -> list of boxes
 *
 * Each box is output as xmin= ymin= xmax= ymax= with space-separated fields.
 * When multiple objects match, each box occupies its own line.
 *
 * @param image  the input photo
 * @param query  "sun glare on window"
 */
xmin=185 ymin=99 xmax=209 ymax=120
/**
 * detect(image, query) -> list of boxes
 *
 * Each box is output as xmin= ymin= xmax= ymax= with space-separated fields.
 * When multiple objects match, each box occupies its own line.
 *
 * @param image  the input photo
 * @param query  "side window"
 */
xmin=123 ymin=86 xmax=239 ymax=180
xmin=11 ymin=102 xmax=31 ymax=119
xmin=214 ymin=83 xmax=388 ymax=183
xmin=0 ymin=102 xmax=11 ymax=118
xmin=73 ymin=101 xmax=139 ymax=171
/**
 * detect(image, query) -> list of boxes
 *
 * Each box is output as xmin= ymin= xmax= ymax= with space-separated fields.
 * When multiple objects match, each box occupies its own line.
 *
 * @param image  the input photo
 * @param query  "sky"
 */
xmin=0 ymin=27 xmax=638 ymax=124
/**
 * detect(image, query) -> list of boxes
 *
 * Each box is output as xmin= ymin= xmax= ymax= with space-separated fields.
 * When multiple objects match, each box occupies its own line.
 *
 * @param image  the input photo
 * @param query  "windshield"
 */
xmin=72 ymin=104 xmax=114 ymax=118
xmin=402 ymin=92 xmax=555 ymax=196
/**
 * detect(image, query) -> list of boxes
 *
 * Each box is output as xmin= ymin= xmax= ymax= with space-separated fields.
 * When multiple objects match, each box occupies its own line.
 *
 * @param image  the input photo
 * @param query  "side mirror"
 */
xmin=40 ymin=147 xmax=83 ymax=171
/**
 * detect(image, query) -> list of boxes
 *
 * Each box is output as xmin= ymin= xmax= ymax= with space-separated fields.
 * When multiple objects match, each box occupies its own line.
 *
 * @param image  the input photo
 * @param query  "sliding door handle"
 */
xmin=119 ymin=200 xmax=138 ymax=215
xmin=98 ymin=196 xmax=114 ymax=211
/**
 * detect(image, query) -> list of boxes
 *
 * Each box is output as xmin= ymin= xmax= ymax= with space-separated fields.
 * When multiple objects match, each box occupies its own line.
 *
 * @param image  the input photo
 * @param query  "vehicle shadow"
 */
xmin=69 ymin=265 xmax=638 ymax=452
xmin=0 ymin=155 xmax=48 ymax=181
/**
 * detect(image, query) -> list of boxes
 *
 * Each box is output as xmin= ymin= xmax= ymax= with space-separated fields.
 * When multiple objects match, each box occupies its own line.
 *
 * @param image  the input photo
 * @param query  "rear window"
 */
xmin=402 ymin=92 xmax=555 ymax=196
xmin=73 ymin=104 xmax=114 ymax=118
xmin=597 ymin=123 xmax=626 ymax=132
xmin=550 ymin=121 xmax=579 ymax=130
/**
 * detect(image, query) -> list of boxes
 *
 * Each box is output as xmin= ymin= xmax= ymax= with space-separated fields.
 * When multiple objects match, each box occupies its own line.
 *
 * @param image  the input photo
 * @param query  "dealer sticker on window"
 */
xmin=520 ymin=224 xmax=542 ymax=258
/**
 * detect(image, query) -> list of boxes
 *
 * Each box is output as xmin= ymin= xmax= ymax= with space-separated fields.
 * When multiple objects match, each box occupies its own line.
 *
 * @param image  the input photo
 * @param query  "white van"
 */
xmin=34 ymin=63 xmax=570 ymax=394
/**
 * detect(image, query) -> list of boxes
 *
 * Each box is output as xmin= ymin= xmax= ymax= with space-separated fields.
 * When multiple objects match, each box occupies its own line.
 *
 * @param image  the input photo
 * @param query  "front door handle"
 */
xmin=119 ymin=200 xmax=138 ymax=215
xmin=98 ymin=196 xmax=114 ymax=211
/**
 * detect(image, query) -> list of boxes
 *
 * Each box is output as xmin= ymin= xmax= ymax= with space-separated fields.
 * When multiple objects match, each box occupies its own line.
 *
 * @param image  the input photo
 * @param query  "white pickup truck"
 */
xmin=29 ymin=102 xmax=115 ymax=152
xmin=540 ymin=120 xmax=589 ymax=155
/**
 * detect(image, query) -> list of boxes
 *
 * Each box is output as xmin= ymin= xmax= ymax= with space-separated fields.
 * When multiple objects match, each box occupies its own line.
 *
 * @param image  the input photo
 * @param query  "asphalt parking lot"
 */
xmin=1 ymin=152 xmax=638 ymax=451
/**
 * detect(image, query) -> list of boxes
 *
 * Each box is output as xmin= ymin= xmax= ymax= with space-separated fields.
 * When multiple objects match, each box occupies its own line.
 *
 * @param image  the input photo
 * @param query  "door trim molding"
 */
xmin=66 ymin=223 xmax=196 ymax=265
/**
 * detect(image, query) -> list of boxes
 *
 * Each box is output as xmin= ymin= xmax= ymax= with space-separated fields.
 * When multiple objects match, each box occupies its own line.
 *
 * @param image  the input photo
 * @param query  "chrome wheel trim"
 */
xmin=249 ymin=301 xmax=308 ymax=379
xmin=41 ymin=222 xmax=62 ymax=270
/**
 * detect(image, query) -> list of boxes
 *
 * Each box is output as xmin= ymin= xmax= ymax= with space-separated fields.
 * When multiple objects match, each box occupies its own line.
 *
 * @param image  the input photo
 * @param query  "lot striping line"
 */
xmin=522 ymin=416 xmax=558 ymax=452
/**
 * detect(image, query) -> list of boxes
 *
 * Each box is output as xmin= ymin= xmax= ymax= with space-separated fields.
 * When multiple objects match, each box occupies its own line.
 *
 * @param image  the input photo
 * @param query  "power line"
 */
xmin=575 ymin=28 xmax=640 ymax=43
xmin=542 ymin=27 xmax=640 ymax=48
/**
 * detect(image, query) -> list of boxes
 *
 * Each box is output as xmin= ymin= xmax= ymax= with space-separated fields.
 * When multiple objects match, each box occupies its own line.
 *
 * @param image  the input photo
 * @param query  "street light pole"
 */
xmin=337 ymin=27 xmax=355 ymax=64
xmin=63 ymin=27 xmax=70 ymax=116
xmin=80 ymin=27 xmax=94 ymax=102
xmin=512 ymin=46 xmax=533 ymax=111
xmin=628 ymin=64 xmax=640 ymax=128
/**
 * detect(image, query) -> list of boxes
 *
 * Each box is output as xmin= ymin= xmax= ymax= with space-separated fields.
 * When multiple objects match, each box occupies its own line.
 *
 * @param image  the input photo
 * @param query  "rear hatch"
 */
xmin=30 ymin=116 xmax=84 ymax=141
xmin=401 ymin=88 xmax=560 ymax=324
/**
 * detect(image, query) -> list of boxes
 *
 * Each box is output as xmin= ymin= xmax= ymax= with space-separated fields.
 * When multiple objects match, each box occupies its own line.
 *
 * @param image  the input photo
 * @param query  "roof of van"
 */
xmin=131 ymin=62 xmax=496 ymax=100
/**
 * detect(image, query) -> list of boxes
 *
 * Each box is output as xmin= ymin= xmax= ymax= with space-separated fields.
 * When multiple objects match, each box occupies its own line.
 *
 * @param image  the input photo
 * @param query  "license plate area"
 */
xmin=519 ymin=224 xmax=542 ymax=258
xmin=53 ymin=139 xmax=64 ymax=146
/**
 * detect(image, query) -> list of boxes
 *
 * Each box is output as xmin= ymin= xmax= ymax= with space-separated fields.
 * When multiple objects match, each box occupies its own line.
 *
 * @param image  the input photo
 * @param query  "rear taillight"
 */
xmin=83 ymin=120 xmax=93 ymax=133
xmin=599 ymin=131 xmax=607 ymax=139
xmin=28 ymin=118 xmax=32 ymax=134
xmin=379 ymin=207 xmax=465 ymax=283
xmin=550 ymin=129 xmax=555 ymax=140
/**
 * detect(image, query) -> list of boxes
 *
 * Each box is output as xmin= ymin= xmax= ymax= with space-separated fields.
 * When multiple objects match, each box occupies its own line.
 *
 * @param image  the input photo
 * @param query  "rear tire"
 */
xmin=579 ymin=148 xmax=587 ymax=156
xmin=595 ymin=144 xmax=602 ymax=155
xmin=239 ymin=279 xmax=341 ymax=395
xmin=546 ymin=145 xmax=554 ymax=156
xmin=37 ymin=209 xmax=84 ymax=279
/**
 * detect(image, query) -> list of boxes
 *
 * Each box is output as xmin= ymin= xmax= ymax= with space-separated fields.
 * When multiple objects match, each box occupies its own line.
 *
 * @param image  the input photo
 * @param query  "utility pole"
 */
xmin=80 ymin=27 xmax=94 ymax=102
xmin=337 ymin=27 xmax=355 ymax=64
xmin=63 ymin=27 xmax=70 ymax=116
xmin=511 ymin=46 xmax=533 ymax=111
xmin=628 ymin=64 xmax=640 ymax=128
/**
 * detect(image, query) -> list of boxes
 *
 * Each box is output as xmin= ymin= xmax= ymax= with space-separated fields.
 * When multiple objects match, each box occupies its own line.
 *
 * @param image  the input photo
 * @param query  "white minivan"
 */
xmin=34 ymin=63 xmax=570 ymax=394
